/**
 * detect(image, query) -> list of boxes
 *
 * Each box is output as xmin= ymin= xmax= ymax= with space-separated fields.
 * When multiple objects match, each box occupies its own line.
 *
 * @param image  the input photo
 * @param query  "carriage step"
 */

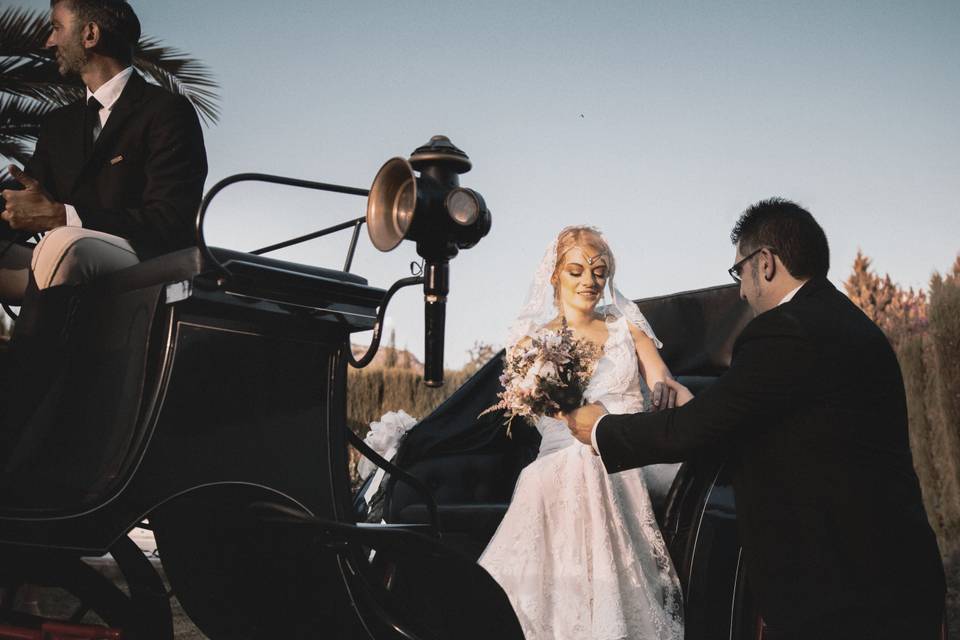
xmin=0 ymin=621 xmax=122 ymax=639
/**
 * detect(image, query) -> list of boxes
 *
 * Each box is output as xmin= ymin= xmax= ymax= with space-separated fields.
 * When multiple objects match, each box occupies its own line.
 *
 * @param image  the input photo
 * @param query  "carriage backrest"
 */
xmin=634 ymin=283 xmax=751 ymax=376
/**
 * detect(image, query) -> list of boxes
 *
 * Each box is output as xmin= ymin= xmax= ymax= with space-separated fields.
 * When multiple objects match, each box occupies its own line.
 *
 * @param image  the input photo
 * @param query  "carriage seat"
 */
xmin=388 ymin=451 xmax=522 ymax=559
xmin=93 ymin=246 xmax=368 ymax=297
xmin=397 ymin=504 xmax=508 ymax=559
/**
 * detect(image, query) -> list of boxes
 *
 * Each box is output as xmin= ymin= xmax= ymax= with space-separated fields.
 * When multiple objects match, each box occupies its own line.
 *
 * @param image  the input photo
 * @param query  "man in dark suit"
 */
xmin=565 ymin=199 xmax=945 ymax=639
xmin=0 ymin=0 xmax=207 ymax=302
xmin=0 ymin=0 xmax=207 ymax=452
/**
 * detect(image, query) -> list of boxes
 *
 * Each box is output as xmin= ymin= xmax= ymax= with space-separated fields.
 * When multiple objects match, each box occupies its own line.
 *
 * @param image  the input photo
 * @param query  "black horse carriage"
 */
xmin=0 ymin=136 xmax=764 ymax=640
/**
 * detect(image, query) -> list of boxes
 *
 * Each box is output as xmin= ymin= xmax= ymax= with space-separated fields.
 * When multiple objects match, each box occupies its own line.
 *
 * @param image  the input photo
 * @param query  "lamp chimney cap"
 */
xmin=409 ymin=135 xmax=471 ymax=174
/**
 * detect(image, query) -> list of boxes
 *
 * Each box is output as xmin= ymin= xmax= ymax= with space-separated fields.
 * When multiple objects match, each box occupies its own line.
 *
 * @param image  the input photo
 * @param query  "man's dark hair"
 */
xmin=52 ymin=0 xmax=141 ymax=64
xmin=730 ymin=198 xmax=830 ymax=279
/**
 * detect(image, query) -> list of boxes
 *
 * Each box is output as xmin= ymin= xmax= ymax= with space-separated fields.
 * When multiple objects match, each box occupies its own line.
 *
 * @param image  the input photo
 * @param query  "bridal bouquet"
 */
xmin=482 ymin=321 xmax=599 ymax=435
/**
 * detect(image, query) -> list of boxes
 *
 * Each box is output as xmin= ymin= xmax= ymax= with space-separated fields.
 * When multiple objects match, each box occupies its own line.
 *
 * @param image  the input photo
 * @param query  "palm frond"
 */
xmin=0 ymin=56 xmax=82 ymax=105
xmin=1 ymin=8 xmax=221 ymax=127
xmin=0 ymin=6 xmax=220 ymax=166
xmin=0 ymin=96 xmax=57 ymax=165
xmin=0 ymin=8 xmax=80 ymax=105
xmin=0 ymin=94 xmax=58 ymax=133
xmin=0 ymin=7 xmax=50 ymax=59
xmin=0 ymin=138 xmax=34 ymax=166
xmin=134 ymin=38 xmax=221 ymax=126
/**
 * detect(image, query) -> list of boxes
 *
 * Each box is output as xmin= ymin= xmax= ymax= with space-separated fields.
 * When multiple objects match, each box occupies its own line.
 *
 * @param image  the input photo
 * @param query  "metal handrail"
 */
xmin=347 ymin=430 xmax=440 ymax=537
xmin=193 ymin=173 xmax=437 ymax=534
xmin=349 ymin=276 xmax=423 ymax=368
xmin=194 ymin=172 xmax=369 ymax=276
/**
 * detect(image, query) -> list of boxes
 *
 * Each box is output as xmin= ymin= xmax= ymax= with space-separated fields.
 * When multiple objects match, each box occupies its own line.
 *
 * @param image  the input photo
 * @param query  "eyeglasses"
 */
xmin=728 ymin=247 xmax=769 ymax=283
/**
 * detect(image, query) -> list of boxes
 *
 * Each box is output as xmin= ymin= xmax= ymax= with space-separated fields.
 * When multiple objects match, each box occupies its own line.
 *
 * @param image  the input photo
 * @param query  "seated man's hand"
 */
xmin=561 ymin=402 xmax=608 ymax=447
xmin=1 ymin=165 xmax=66 ymax=232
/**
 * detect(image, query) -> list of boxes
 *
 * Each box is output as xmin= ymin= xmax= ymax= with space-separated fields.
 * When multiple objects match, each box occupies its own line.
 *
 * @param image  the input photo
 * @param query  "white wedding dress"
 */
xmin=479 ymin=314 xmax=684 ymax=640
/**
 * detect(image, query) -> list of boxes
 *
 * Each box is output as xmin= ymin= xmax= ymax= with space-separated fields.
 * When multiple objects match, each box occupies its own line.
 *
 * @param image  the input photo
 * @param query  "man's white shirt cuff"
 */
xmin=64 ymin=205 xmax=82 ymax=227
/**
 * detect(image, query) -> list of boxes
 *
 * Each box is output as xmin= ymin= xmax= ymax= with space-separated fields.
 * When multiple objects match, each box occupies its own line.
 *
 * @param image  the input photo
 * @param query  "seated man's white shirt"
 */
xmin=63 ymin=66 xmax=134 ymax=228
xmin=590 ymin=281 xmax=809 ymax=454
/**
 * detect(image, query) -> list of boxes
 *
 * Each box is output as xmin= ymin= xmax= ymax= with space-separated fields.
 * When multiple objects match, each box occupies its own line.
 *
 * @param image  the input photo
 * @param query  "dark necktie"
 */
xmin=85 ymin=96 xmax=103 ymax=158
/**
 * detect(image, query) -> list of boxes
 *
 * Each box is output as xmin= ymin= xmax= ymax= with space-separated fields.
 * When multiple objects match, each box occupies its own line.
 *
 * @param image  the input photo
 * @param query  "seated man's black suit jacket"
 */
xmin=24 ymin=71 xmax=208 ymax=258
xmin=597 ymin=277 xmax=945 ymax=629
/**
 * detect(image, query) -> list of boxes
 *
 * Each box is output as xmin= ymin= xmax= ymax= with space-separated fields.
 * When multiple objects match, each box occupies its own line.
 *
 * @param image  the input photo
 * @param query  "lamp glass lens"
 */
xmin=447 ymin=189 xmax=479 ymax=226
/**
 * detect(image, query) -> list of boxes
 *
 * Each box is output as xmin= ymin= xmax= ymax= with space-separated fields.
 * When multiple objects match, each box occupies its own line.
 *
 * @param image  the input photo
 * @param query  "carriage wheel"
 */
xmin=0 ymin=534 xmax=173 ymax=640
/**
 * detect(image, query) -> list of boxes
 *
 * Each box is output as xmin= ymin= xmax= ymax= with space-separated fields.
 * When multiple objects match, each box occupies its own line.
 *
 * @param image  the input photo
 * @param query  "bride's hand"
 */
xmin=653 ymin=379 xmax=693 ymax=409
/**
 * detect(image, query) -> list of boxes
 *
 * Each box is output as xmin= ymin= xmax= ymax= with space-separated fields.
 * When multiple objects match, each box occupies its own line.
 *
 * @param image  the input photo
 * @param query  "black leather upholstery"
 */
xmin=394 ymin=452 xmax=522 ymax=507
xmin=635 ymin=284 xmax=751 ymax=376
xmin=212 ymin=247 xmax=368 ymax=286
xmin=388 ymin=448 xmax=529 ymax=559
xmin=93 ymin=246 xmax=368 ymax=296
xmin=397 ymin=504 xmax=509 ymax=559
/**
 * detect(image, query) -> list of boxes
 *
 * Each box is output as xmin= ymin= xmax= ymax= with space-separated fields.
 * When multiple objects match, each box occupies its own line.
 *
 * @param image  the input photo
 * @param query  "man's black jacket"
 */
xmin=25 ymin=71 xmax=208 ymax=258
xmin=597 ymin=277 xmax=945 ymax=628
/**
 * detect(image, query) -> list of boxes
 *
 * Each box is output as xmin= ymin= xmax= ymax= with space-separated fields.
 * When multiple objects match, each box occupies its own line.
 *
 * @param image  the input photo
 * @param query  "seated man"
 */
xmin=1 ymin=0 xmax=207 ymax=299
xmin=0 ymin=0 xmax=207 ymax=446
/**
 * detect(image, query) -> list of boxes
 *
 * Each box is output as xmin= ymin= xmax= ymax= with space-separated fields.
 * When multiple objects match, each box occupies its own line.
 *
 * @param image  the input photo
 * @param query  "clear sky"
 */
xmin=20 ymin=0 xmax=960 ymax=368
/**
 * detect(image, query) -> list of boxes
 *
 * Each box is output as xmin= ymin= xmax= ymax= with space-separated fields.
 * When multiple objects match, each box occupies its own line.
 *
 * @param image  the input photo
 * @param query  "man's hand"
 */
xmin=1 ymin=165 xmax=66 ymax=232
xmin=562 ymin=402 xmax=608 ymax=447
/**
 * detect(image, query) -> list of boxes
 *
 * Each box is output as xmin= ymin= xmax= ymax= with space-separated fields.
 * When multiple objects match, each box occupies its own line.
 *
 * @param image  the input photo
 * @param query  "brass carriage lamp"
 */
xmin=366 ymin=135 xmax=492 ymax=387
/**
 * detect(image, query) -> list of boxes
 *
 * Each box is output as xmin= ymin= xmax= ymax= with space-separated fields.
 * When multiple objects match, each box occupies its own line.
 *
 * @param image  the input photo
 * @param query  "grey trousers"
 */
xmin=0 ymin=227 xmax=140 ymax=303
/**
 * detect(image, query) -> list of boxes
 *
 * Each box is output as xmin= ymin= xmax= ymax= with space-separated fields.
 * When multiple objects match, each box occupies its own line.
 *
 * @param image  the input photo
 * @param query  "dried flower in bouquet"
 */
xmin=481 ymin=319 xmax=600 ymax=436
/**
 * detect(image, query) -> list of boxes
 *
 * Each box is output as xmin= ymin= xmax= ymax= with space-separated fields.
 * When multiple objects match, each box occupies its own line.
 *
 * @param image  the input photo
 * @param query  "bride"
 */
xmin=479 ymin=226 xmax=684 ymax=640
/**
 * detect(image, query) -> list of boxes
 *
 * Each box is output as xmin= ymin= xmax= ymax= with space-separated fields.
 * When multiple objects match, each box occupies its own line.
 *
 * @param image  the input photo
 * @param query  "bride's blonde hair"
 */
xmin=550 ymin=226 xmax=616 ymax=293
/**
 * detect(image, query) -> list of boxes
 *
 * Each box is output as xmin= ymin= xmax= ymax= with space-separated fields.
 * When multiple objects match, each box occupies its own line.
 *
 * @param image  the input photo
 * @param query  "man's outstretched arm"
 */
xmin=571 ymin=311 xmax=816 ymax=473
